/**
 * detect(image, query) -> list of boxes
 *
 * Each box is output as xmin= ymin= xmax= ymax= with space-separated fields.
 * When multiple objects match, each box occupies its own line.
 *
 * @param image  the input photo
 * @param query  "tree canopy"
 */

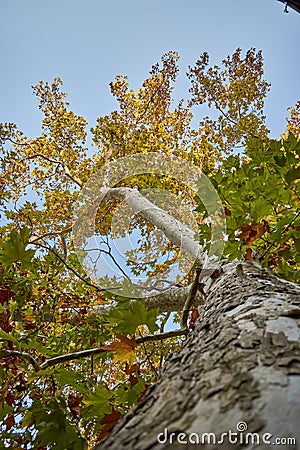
xmin=0 ymin=48 xmax=299 ymax=449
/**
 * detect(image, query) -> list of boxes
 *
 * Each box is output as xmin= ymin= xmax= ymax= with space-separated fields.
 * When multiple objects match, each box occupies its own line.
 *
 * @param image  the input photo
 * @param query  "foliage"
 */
xmin=0 ymin=49 xmax=298 ymax=448
xmin=196 ymin=133 xmax=300 ymax=282
xmin=187 ymin=48 xmax=270 ymax=154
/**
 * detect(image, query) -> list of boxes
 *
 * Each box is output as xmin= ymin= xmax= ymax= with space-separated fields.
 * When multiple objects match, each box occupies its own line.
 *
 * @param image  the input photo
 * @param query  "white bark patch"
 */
xmin=225 ymin=295 xmax=292 ymax=319
xmin=266 ymin=317 xmax=300 ymax=342
xmin=251 ymin=375 xmax=300 ymax=440
xmin=237 ymin=320 xmax=257 ymax=332
xmin=187 ymin=400 xmax=243 ymax=436
xmin=102 ymin=187 xmax=204 ymax=263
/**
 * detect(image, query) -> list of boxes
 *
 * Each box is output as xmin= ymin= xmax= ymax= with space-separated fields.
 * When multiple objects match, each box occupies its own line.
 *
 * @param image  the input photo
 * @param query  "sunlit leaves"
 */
xmin=187 ymin=48 xmax=270 ymax=154
xmin=0 ymin=49 xmax=299 ymax=448
xmin=100 ymin=334 xmax=137 ymax=364
xmin=0 ymin=227 xmax=35 ymax=270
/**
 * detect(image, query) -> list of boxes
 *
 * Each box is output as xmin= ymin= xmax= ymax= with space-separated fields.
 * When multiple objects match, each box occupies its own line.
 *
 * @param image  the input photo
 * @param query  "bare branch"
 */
xmin=136 ymin=328 xmax=188 ymax=343
xmin=39 ymin=348 xmax=107 ymax=370
xmin=180 ymin=268 xmax=201 ymax=329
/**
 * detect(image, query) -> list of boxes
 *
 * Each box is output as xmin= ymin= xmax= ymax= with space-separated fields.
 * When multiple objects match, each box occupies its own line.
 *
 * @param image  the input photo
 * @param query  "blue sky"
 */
xmin=1 ymin=0 xmax=300 ymax=140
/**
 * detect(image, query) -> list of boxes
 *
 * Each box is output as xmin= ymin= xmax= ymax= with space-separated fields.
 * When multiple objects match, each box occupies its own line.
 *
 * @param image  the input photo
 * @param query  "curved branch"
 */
xmin=0 ymin=349 xmax=41 ymax=372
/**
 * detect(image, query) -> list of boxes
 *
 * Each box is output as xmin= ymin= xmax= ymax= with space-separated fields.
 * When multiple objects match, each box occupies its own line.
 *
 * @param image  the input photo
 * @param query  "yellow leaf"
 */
xmin=100 ymin=334 xmax=137 ymax=364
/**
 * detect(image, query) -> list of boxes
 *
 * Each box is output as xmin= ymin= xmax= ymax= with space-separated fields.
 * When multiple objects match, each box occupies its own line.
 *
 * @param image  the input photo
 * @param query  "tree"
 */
xmin=0 ymin=49 xmax=299 ymax=449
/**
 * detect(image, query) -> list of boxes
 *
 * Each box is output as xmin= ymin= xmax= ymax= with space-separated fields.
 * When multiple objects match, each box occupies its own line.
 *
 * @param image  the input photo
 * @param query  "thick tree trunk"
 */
xmin=96 ymin=260 xmax=300 ymax=449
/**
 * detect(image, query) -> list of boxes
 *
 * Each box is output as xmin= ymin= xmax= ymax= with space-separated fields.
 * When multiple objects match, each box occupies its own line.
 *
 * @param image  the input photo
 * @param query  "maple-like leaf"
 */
xmin=3 ymin=413 xmax=15 ymax=431
xmin=100 ymin=334 xmax=137 ymax=364
xmin=239 ymin=220 xmax=270 ymax=247
xmin=97 ymin=408 xmax=123 ymax=442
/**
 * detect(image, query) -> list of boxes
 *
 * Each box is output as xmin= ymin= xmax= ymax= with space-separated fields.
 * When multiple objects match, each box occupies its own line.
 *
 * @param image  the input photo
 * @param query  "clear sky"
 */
xmin=1 ymin=0 xmax=299 ymax=140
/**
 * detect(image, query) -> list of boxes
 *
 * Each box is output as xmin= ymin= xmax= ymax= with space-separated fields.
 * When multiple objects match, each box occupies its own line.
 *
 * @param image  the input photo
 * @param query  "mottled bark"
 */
xmin=66 ymin=285 xmax=204 ymax=319
xmin=99 ymin=187 xmax=205 ymax=263
xmin=96 ymin=260 xmax=300 ymax=449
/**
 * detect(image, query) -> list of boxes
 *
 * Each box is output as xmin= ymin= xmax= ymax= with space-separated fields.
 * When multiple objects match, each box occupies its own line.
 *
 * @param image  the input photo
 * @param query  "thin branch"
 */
xmin=136 ymin=328 xmax=188 ymax=343
xmin=261 ymin=210 xmax=300 ymax=259
xmin=215 ymin=103 xmax=260 ymax=140
xmin=160 ymin=311 xmax=171 ymax=333
xmin=39 ymin=348 xmax=107 ymax=370
xmin=5 ymin=136 xmax=83 ymax=188
xmin=29 ymin=226 xmax=72 ymax=244
xmin=33 ymin=241 xmax=103 ymax=291
xmin=0 ymin=330 xmax=188 ymax=373
xmin=0 ymin=349 xmax=41 ymax=372
xmin=180 ymin=268 xmax=201 ymax=329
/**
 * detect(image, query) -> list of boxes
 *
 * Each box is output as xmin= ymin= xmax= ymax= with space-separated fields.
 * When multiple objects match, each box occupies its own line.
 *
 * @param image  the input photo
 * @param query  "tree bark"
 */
xmin=96 ymin=260 xmax=300 ymax=449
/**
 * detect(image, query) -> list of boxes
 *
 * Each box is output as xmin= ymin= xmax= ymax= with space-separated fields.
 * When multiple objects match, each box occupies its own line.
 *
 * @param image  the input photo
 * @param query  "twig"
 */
xmin=0 ymin=349 xmax=41 ymax=372
xmin=136 ymin=328 xmax=188 ymax=343
xmin=33 ymin=241 xmax=103 ymax=291
xmin=39 ymin=348 xmax=106 ymax=370
xmin=180 ymin=268 xmax=201 ymax=329
xmin=29 ymin=226 xmax=72 ymax=244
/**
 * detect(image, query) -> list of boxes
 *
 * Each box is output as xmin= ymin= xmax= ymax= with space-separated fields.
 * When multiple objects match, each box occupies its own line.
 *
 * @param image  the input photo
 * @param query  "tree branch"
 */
xmin=99 ymin=187 xmax=205 ymax=264
xmin=0 ymin=349 xmax=41 ymax=372
xmin=180 ymin=268 xmax=201 ymax=329
xmin=66 ymin=284 xmax=205 ymax=320
xmin=0 ymin=330 xmax=188 ymax=372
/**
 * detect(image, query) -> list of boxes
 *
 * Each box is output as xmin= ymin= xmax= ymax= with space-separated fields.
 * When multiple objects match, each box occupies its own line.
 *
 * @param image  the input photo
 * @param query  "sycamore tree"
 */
xmin=0 ymin=49 xmax=299 ymax=449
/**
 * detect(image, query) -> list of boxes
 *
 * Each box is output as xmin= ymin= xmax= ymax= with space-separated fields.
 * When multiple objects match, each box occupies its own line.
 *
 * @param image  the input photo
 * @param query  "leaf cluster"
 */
xmin=196 ymin=133 xmax=300 ymax=281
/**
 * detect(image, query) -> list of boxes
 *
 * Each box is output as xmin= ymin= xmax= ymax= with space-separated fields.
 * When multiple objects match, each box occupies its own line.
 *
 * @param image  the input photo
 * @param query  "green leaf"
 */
xmin=83 ymin=385 xmax=112 ymax=418
xmin=285 ymin=167 xmax=300 ymax=184
xmin=251 ymin=197 xmax=273 ymax=221
xmin=107 ymin=301 xmax=159 ymax=334
xmin=0 ymin=227 xmax=35 ymax=269
xmin=0 ymin=330 xmax=20 ymax=344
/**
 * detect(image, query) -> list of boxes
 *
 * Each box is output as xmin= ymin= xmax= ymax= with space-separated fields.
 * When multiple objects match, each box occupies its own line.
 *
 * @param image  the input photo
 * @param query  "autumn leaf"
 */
xmin=97 ymin=408 xmax=123 ymax=442
xmin=67 ymin=393 xmax=83 ymax=419
xmin=0 ymin=288 xmax=15 ymax=304
xmin=100 ymin=334 xmax=137 ymax=364
xmin=0 ymin=386 xmax=15 ymax=407
xmin=124 ymin=362 xmax=140 ymax=375
xmin=188 ymin=306 xmax=200 ymax=330
xmin=3 ymin=413 xmax=15 ymax=431
xmin=239 ymin=220 xmax=270 ymax=247
xmin=244 ymin=248 xmax=253 ymax=261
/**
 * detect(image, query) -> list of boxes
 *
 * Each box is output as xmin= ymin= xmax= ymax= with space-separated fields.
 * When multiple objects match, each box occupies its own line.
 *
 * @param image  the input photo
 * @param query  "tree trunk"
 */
xmin=96 ymin=260 xmax=300 ymax=449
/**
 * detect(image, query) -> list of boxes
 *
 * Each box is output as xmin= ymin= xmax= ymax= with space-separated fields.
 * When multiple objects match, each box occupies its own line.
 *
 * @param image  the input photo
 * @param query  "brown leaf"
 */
xmin=224 ymin=206 xmax=231 ymax=217
xmin=67 ymin=393 xmax=83 ymax=419
xmin=128 ymin=374 xmax=139 ymax=387
xmin=0 ymin=386 xmax=15 ymax=407
xmin=239 ymin=220 xmax=269 ymax=247
xmin=189 ymin=306 xmax=200 ymax=330
xmin=244 ymin=248 xmax=253 ymax=261
xmin=97 ymin=408 xmax=123 ymax=442
xmin=3 ymin=413 xmax=15 ymax=430
xmin=0 ymin=288 xmax=15 ymax=305
xmin=0 ymin=312 xmax=13 ymax=333
xmin=124 ymin=362 xmax=140 ymax=375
